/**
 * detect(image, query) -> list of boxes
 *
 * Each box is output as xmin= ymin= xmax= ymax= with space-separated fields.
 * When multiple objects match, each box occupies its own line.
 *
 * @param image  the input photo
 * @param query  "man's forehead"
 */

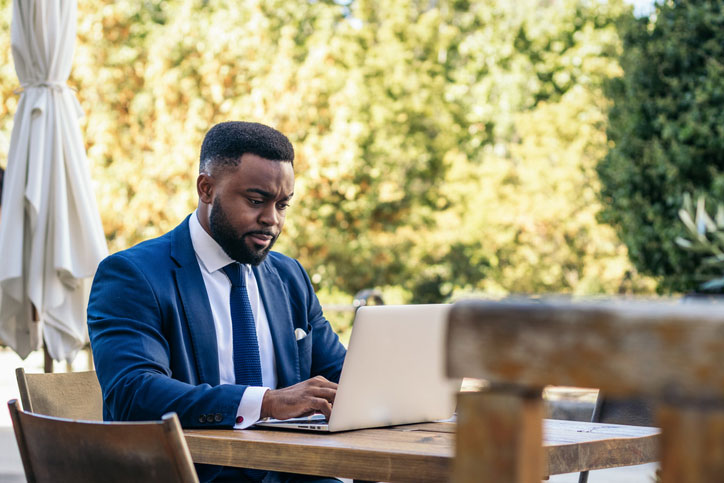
xmin=226 ymin=156 xmax=294 ymax=193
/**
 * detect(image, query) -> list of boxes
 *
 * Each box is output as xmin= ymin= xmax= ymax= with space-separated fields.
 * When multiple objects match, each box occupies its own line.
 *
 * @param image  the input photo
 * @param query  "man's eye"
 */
xmin=278 ymin=203 xmax=290 ymax=211
xmin=249 ymin=199 xmax=264 ymax=205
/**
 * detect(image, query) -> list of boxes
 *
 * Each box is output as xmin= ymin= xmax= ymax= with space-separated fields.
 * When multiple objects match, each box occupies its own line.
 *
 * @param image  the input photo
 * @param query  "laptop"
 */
xmin=255 ymin=304 xmax=460 ymax=432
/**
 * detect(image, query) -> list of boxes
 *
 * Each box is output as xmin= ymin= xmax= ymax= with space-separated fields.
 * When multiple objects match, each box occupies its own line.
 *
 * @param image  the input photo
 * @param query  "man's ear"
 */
xmin=197 ymin=173 xmax=214 ymax=204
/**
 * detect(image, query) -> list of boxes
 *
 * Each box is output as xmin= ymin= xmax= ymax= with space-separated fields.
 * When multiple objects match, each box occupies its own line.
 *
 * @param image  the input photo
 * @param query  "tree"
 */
xmin=401 ymin=0 xmax=652 ymax=301
xmin=598 ymin=0 xmax=724 ymax=293
xmin=0 ymin=0 xmax=653 ymax=304
xmin=0 ymin=0 xmax=19 ymax=165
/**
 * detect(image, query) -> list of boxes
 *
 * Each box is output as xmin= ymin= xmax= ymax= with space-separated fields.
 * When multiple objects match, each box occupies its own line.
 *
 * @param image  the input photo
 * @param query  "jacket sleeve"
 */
xmin=87 ymin=252 xmax=245 ymax=428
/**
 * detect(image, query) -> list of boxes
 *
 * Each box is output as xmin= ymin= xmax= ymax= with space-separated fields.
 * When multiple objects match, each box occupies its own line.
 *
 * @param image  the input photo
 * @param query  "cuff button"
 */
xmin=236 ymin=416 xmax=244 ymax=424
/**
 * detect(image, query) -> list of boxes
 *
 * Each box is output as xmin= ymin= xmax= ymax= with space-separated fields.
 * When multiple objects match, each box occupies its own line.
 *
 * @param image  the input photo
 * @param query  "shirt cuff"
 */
xmin=233 ymin=386 xmax=270 ymax=429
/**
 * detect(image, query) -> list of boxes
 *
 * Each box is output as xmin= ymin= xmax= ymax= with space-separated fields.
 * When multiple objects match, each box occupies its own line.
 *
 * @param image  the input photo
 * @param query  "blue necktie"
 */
xmin=222 ymin=263 xmax=266 ymax=481
xmin=222 ymin=263 xmax=263 ymax=387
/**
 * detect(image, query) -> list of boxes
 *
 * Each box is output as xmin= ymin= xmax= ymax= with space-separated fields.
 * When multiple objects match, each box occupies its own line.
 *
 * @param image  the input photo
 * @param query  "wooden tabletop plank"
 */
xmin=391 ymin=419 xmax=659 ymax=442
xmin=543 ymin=420 xmax=660 ymax=475
xmin=544 ymin=420 xmax=659 ymax=443
xmin=389 ymin=421 xmax=456 ymax=433
xmin=184 ymin=419 xmax=659 ymax=481
xmin=186 ymin=426 xmax=451 ymax=482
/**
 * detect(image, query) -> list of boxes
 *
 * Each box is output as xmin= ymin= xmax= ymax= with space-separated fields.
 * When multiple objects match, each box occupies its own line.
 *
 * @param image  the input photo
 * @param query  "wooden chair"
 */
xmin=15 ymin=367 xmax=103 ymax=420
xmin=8 ymin=399 xmax=199 ymax=483
xmin=446 ymin=299 xmax=724 ymax=483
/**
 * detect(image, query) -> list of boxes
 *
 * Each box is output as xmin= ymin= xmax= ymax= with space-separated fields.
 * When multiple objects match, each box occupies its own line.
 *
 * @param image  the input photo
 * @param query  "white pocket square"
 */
xmin=294 ymin=328 xmax=308 ymax=341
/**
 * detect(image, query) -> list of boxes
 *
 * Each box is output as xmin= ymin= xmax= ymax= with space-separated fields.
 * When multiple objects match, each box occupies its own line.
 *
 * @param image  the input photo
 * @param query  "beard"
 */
xmin=208 ymin=197 xmax=277 ymax=266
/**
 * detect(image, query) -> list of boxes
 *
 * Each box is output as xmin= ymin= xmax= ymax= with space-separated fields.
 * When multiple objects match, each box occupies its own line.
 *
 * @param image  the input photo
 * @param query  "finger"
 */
xmin=309 ymin=397 xmax=333 ymax=419
xmin=307 ymin=387 xmax=336 ymax=403
xmin=309 ymin=375 xmax=337 ymax=389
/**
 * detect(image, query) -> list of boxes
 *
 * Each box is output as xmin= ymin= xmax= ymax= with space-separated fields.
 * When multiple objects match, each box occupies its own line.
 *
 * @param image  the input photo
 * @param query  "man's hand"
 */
xmin=260 ymin=376 xmax=337 ymax=420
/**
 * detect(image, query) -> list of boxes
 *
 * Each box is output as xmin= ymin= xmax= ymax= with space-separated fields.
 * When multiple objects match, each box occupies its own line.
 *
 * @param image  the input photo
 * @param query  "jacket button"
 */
xmin=214 ymin=413 xmax=223 ymax=422
xmin=198 ymin=415 xmax=205 ymax=423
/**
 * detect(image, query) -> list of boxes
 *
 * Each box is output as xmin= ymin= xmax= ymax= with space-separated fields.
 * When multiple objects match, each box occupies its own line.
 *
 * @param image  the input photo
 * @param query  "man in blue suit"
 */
xmin=88 ymin=122 xmax=347 ymax=482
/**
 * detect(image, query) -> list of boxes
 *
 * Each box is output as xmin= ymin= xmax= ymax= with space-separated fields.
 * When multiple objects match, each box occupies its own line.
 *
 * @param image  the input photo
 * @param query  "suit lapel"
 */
xmin=253 ymin=262 xmax=298 ymax=387
xmin=170 ymin=217 xmax=220 ymax=386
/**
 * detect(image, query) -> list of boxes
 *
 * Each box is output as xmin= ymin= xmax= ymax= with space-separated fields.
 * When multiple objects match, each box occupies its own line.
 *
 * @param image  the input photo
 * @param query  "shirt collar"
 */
xmin=189 ymin=210 xmax=245 ymax=275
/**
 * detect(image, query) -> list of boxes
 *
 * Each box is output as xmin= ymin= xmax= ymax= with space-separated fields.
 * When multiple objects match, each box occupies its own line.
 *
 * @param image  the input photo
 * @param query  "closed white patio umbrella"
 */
xmin=0 ymin=0 xmax=107 ymax=363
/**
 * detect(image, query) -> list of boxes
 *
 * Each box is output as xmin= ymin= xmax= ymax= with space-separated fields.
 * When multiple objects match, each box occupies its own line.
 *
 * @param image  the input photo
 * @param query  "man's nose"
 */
xmin=259 ymin=204 xmax=280 ymax=226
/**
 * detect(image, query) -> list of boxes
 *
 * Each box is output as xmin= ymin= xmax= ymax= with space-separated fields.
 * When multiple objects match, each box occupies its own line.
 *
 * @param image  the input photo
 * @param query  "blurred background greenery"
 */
xmin=1 ymin=0 xmax=722 ymax=337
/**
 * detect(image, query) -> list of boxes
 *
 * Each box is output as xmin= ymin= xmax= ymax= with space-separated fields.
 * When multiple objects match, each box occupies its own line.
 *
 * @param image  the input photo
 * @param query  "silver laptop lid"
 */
xmin=328 ymin=304 xmax=459 ymax=432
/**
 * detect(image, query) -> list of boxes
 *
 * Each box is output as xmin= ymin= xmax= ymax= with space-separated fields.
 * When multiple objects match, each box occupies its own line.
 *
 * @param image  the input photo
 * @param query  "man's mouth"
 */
xmin=246 ymin=232 xmax=274 ymax=248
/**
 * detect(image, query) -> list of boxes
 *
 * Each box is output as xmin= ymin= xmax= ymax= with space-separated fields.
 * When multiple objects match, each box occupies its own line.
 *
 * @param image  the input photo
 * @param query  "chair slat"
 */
xmin=15 ymin=368 xmax=103 ymax=420
xmin=447 ymin=300 xmax=724 ymax=399
xmin=8 ymin=399 xmax=199 ymax=483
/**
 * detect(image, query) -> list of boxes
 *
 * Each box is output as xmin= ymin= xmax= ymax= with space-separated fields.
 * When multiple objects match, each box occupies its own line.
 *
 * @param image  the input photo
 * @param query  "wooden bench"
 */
xmin=446 ymin=299 xmax=724 ymax=483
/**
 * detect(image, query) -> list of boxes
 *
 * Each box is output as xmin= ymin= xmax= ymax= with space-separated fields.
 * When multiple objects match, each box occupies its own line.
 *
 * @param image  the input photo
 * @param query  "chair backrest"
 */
xmin=8 ymin=399 xmax=199 ymax=483
xmin=15 ymin=367 xmax=103 ymax=420
xmin=446 ymin=299 xmax=724 ymax=483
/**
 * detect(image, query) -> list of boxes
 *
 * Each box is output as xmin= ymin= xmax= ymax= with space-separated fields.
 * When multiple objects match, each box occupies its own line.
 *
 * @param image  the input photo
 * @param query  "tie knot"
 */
xmin=222 ymin=263 xmax=244 ymax=287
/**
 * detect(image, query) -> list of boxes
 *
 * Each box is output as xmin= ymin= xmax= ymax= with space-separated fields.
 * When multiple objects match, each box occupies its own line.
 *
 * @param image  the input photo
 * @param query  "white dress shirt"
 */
xmin=189 ymin=211 xmax=277 ymax=428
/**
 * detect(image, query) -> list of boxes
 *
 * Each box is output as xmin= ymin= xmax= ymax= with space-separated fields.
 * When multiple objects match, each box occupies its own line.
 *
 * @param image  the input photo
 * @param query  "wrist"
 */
xmin=260 ymin=388 xmax=274 ymax=419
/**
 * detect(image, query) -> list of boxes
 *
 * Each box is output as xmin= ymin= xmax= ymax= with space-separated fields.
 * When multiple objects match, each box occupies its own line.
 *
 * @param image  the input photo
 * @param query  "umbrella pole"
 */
xmin=43 ymin=341 xmax=53 ymax=373
xmin=31 ymin=304 xmax=53 ymax=373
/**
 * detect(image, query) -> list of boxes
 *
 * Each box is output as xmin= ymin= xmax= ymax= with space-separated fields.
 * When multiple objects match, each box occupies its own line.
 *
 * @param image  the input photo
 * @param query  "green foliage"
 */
xmin=290 ymin=0 xmax=653 ymax=300
xmin=399 ymin=0 xmax=654 ymax=299
xmin=598 ymin=0 xmax=724 ymax=293
xmin=0 ymin=0 xmax=655 ymax=304
xmin=676 ymin=193 xmax=724 ymax=292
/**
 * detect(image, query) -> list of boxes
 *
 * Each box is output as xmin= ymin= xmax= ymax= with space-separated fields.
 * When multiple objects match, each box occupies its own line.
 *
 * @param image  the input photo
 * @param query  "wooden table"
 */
xmin=184 ymin=419 xmax=659 ymax=482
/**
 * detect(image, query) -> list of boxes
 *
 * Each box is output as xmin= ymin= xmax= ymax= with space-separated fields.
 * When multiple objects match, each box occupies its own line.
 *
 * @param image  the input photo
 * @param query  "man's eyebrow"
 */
xmin=246 ymin=188 xmax=294 ymax=200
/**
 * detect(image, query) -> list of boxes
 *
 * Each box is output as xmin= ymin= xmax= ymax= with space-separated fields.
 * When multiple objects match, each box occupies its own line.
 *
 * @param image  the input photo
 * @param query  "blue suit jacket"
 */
xmin=87 ymin=216 xmax=346 ymax=430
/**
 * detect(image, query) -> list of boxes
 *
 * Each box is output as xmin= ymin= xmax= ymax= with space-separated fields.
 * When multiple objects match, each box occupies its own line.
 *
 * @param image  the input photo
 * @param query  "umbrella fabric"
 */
xmin=0 ymin=0 xmax=107 ymax=362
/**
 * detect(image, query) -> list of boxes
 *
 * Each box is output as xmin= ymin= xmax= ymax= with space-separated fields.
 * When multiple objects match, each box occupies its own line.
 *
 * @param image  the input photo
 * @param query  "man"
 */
xmin=88 ymin=122 xmax=347 ymax=482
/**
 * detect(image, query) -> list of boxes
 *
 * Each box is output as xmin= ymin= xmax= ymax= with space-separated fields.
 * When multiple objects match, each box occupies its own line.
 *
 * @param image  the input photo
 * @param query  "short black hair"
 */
xmin=199 ymin=121 xmax=294 ymax=173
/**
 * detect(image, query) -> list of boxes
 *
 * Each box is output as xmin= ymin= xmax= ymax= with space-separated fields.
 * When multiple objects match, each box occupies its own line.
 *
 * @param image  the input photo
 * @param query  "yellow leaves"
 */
xmin=0 ymin=0 xmax=654 ymax=299
xmin=378 ymin=181 xmax=404 ymax=203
